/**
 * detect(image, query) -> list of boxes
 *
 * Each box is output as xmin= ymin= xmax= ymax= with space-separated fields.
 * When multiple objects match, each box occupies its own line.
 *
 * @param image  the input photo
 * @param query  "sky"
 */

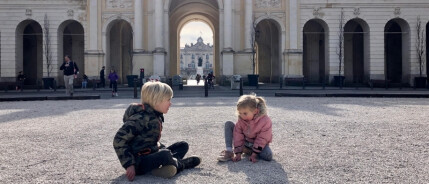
xmin=180 ymin=21 xmax=213 ymax=48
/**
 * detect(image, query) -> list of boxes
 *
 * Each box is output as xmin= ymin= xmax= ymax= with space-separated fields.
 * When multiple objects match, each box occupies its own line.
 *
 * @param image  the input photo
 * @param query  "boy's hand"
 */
xmin=232 ymin=153 xmax=242 ymax=162
xmin=249 ymin=153 xmax=258 ymax=163
xmin=126 ymin=165 xmax=136 ymax=181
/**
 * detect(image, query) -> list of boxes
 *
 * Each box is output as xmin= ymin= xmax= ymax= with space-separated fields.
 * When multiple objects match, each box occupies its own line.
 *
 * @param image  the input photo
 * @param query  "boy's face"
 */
xmin=154 ymin=98 xmax=172 ymax=114
xmin=238 ymin=107 xmax=258 ymax=121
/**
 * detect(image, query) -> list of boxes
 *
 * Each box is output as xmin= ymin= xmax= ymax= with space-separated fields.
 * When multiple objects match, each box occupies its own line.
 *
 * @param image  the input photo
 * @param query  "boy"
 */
xmin=113 ymin=81 xmax=201 ymax=181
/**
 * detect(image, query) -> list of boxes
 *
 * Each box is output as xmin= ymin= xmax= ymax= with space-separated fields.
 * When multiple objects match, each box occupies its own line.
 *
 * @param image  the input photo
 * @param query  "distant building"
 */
xmin=180 ymin=37 xmax=213 ymax=77
xmin=0 ymin=0 xmax=428 ymax=87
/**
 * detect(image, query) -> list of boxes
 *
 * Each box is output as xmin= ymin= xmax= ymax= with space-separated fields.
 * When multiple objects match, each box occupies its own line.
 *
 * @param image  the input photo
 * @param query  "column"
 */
xmin=244 ymin=0 xmax=253 ymax=51
xmin=89 ymin=0 xmax=98 ymax=51
xmin=154 ymin=0 xmax=163 ymax=50
xmin=223 ymin=0 xmax=232 ymax=51
xmin=289 ymin=0 xmax=298 ymax=49
xmin=134 ymin=0 xmax=143 ymax=52
xmin=221 ymin=0 xmax=234 ymax=75
xmin=153 ymin=0 xmax=165 ymax=76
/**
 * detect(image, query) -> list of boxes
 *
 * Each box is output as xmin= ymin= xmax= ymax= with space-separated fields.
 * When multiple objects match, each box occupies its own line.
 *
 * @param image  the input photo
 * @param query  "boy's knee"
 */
xmin=177 ymin=141 xmax=189 ymax=150
xmin=158 ymin=149 xmax=173 ymax=158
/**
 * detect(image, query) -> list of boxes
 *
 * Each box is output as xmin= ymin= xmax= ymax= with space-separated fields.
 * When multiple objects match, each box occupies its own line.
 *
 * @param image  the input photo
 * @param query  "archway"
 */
xmin=179 ymin=21 xmax=214 ymax=80
xmin=0 ymin=31 xmax=1 ymax=76
xmin=384 ymin=18 xmax=410 ymax=84
xmin=344 ymin=18 xmax=370 ymax=84
xmin=426 ymin=22 xmax=429 ymax=82
xmin=256 ymin=19 xmax=281 ymax=83
xmin=16 ymin=20 xmax=43 ymax=86
xmin=106 ymin=20 xmax=133 ymax=84
xmin=168 ymin=0 xmax=219 ymax=79
xmin=303 ymin=19 xmax=329 ymax=84
xmin=58 ymin=20 xmax=84 ymax=86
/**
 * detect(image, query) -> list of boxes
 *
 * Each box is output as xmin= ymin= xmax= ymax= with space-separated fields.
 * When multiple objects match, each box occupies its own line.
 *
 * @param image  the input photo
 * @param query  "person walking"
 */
xmin=109 ymin=69 xmax=119 ymax=97
xmin=16 ymin=71 xmax=26 ymax=91
xmin=196 ymin=74 xmax=201 ymax=85
xmin=82 ymin=74 xmax=88 ymax=89
xmin=60 ymin=55 xmax=79 ymax=96
xmin=100 ymin=66 xmax=106 ymax=88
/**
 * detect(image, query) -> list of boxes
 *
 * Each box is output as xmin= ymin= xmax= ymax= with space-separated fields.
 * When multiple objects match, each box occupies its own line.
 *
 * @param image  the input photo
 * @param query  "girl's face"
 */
xmin=238 ymin=107 xmax=258 ymax=121
xmin=154 ymin=98 xmax=172 ymax=114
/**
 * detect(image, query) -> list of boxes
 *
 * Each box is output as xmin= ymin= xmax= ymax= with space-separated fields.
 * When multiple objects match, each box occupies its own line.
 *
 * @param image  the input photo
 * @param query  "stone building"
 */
xmin=180 ymin=37 xmax=213 ymax=77
xmin=0 ymin=0 xmax=428 ymax=86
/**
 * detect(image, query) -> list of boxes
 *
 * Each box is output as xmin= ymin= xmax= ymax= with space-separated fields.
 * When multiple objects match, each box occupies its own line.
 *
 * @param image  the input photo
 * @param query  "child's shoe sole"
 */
xmin=151 ymin=165 xmax=177 ymax=178
xmin=217 ymin=157 xmax=232 ymax=162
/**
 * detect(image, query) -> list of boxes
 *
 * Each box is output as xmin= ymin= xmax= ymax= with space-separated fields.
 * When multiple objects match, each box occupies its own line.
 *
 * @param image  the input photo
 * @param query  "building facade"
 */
xmin=0 ymin=0 xmax=428 ymax=86
xmin=180 ymin=37 xmax=214 ymax=77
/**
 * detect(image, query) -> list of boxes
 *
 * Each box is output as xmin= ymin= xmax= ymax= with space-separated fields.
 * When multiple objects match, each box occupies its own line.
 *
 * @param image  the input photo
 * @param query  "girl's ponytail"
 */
xmin=256 ymin=96 xmax=267 ymax=116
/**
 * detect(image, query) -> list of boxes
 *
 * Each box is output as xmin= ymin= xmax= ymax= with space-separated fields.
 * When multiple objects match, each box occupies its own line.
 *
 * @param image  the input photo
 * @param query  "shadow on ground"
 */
xmin=224 ymin=159 xmax=288 ymax=183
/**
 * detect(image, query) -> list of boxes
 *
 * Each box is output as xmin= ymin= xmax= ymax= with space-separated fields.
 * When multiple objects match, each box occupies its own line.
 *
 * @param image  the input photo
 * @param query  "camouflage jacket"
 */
xmin=113 ymin=103 xmax=164 ymax=169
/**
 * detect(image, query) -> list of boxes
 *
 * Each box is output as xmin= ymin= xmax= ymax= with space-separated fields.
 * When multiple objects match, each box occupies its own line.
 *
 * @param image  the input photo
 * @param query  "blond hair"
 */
xmin=236 ymin=93 xmax=267 ymax=117
xmin=141 ymin=81 xmax=173 ymax=107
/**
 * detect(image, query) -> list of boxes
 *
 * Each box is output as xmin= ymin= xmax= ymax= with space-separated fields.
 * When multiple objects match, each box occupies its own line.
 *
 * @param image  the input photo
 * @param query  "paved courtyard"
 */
xmin=0 ymin=97 xmax=428 ymax=183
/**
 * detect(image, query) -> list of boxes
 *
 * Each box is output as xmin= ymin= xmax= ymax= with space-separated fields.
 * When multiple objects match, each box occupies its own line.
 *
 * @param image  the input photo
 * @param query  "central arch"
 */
xmin=58 ymin=20 xmax=84 ymax=87
xmin=168 ymin=0 xmax=219 ymax=78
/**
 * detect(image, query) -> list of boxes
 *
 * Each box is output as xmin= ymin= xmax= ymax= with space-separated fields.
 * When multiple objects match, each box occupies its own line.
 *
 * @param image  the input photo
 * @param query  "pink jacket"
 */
xmin=233 ymin=115 xmax=272 ymax=154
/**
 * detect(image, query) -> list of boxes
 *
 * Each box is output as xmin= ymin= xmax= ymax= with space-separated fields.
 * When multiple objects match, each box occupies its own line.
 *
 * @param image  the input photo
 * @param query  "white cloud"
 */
xmin=180 ymin=21 xmax=213 ymax=48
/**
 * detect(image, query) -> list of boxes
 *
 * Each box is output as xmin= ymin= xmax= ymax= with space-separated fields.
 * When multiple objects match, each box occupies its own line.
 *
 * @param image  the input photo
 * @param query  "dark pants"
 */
xmin=135 ymin=141 xmax=188 ymax=175
xmin=100 ymin=77 xmax=105 ymax=88
xmin=110 ymin=81 xmax=117 ymax=92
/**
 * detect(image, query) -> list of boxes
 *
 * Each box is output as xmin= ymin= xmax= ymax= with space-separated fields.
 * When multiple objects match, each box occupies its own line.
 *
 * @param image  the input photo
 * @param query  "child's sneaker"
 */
xmin=151 ymin=165 xmax=177 ymax=178
xmin=181 ymin=156 xmax=201 ymax=169
xmin=217 ymin=150 xmax=234 ymax=162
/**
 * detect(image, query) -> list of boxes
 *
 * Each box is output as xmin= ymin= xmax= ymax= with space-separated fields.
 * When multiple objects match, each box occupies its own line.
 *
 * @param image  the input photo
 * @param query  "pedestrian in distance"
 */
xmin=108 ymin=69 xmax=119 ymax=97
xmin=207 ymin=72 xmax=215 ymax=89
xmin=113 ymin=81 xmax=201 ymax=181
xmin=217 ymin=93 xmax=273 ymax=163
xmin=16 ymin=71 xmax=26 ymax=91
xmin=81 ymin=74 xmax=88 ymax=89
xmin=100 ymin=66 xmax=106 ymax=88
xmin=59 ymin=55 xmax=79 ymax=96
xmin=196 ymin=74 xmax=201 ymax=85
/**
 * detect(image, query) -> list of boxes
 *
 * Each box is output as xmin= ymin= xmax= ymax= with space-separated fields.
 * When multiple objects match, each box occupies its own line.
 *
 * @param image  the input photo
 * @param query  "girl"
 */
xmin=108 ymin=69 xmax=119 ymax=97
xmin=217 ymin=94 xmax=273 ymax=163
xmin=113 ymin=82 xmax=201 ymax=180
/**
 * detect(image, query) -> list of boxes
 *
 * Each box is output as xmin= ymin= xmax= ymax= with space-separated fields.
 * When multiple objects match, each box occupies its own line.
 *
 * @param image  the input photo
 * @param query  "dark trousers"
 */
xmin=100 ymin=77 xmax=105 ymax=88
xmin=110 ymin=80 xmax=117 ymax=92
xmin=135 ymin=141 xmax=188 ymax=175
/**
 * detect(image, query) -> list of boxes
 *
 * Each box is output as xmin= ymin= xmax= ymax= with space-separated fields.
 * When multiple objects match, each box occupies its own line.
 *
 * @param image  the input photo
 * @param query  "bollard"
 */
xmin=37 ymin=80 xmax=41 ymax=92
xmin=239 ymin=78 xmax=243 ymax=96
xmin=179 ymin=82 xmax=183 ymax=90
xmin=168 ymin=78 xmax=173 ymax=87
xmin=279 ymin=77 xmax=283 ymax=89
xmin=20 ymin=81 xmax=24 ymax=92
xmin=92 ymin=79 xmax=96 ymax=91
xmin=133 ymin=78 xmax=138 ymax=99
xmin=53 ymin=80 xmax=57 ymax=92
xmin=204 ymin=79 xmax=208 ymax=97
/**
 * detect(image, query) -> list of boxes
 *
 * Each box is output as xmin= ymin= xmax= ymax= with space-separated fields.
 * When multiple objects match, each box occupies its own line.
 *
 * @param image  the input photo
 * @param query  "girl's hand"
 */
xmin=232 ymin=153 xmax=242 ymax=162
xmin=249 ymin=153 xmax=258 ymax=163
xmin=126 ymin=165 xmax=136 ymax=181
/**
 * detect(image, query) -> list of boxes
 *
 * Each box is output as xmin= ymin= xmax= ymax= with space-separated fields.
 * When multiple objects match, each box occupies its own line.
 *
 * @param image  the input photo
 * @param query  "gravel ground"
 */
xmin=0 ymin=97 xmax=428 ymax=184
